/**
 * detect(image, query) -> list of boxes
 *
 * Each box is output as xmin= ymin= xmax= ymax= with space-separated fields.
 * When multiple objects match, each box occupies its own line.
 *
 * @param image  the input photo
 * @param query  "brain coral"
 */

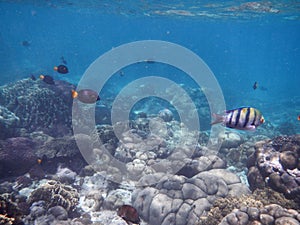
xmin=28 ymin=180 xmax=79 ymax=211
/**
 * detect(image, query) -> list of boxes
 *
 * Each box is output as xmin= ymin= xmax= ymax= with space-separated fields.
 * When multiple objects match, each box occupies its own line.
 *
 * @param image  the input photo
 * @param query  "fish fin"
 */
xmin=245 ymin=125 xmax=256 ymax=131
xmin=211 ymin=113 xmax=225 ymax=125
xmin=71 ymin=90 xmax=78 ymax=99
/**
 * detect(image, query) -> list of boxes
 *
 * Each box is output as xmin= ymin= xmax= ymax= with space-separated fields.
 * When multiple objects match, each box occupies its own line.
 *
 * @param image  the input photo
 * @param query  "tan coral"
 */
xmin=28 ymin=180 xmax=79 ymax=211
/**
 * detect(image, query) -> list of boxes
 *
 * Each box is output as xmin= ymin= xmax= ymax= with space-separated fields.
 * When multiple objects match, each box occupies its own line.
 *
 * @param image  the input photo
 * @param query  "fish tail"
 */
xmin=211 ymin=113 xmax=225 ymax=125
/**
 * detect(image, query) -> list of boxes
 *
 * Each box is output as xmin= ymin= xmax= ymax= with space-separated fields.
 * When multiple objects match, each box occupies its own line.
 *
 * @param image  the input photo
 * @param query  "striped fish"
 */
xmin=211 ymin=107 xmax=265 ymax=131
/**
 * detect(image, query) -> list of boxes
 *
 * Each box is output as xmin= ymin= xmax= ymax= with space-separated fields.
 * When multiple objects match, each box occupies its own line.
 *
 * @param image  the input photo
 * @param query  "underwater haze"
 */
xmin=1 ymin=1 xmax=300 ymax=128
xmin=0 ymin=1 xmax=300 ymax=225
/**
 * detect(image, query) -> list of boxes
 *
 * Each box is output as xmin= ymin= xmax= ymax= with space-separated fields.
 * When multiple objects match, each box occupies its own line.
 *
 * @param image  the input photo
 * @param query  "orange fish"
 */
xmin=298 ymin=115 xmax=300 ymax=121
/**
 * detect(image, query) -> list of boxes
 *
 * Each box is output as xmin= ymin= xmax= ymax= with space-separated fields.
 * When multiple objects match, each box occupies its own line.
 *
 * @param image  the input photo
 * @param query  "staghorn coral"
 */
xmin=27 ymin=180 xmax=79 ymax=212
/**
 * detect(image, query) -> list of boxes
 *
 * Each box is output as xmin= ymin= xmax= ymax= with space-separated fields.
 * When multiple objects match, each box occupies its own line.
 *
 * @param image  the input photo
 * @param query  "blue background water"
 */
xmin=0 ymin=1 xmax=299 ymax=133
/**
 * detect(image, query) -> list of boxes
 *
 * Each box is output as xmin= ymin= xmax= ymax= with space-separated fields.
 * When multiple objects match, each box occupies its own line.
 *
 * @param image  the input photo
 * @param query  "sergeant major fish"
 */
xmin=211 ymin=107 xmax=265 ymax=131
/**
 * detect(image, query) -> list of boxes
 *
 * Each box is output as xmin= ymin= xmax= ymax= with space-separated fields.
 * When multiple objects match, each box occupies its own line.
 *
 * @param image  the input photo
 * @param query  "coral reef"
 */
xmin=0 ymin=77 xmax=298 ymax=225
xmin=199 ymin=188 xmax=299 ymax=225
xmin=0 ymin=137 xmax=37 ymax=178
xmin=0 ymin=134 xmax=86 ymax=178
xmin=247 ymin=135 xmax=300 ymax=199
xmin=0 ymin=78 xmax=75 ymax=138
xmin=35 ymin=135 xmax=87 ymax=174
xmin=0 ymin=193 xmax=26 ymax=225
xmin=158 ymin=108 xmax=174 ymax=122
xmin=0 ymin=214 xmax=15 ymax=225
xmin=0 ymin=105 xmax=19 ymax=139
xmin=132 ymin=156 xmax=250 ymax=225
xmin=27 ymin=180 xmax=79 ymax=211
xmin=219 ymin=204 xmax=300 ymax=225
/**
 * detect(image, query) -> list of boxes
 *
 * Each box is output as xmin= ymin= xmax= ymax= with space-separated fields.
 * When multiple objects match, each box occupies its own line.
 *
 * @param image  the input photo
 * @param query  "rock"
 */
xmin=55 ymin=166 xmax=77 ymax=184
xmin=158 ymin=108 xmax=173 ymax=122
xmin=247 ymin=207 xmax=260 ymax=220
xmin=279 ymin=151 xmax=298 ymax=170
xmin=247 ymin=135 xmax=300 ymax=199
xmin=221 ymin=210 xmax=249 ymax=225
xmin=80 ymin=190 xmax=103 ymax=212
xmin=219 ymin=131 xmax=243 ymax=148
xmin=177 ymin=155 xmax=226 ymax=178
xmin=0 ymin=137 xmax=37 ymax=177
xmin=86 ymin=210 xmax=128 ymax=225
xmin=103 ymin=189 xmax=132 ymax=210
xmin=203 ymin=169 xmax=241 ymax=185
xmin=211 ymin=203 xmax=300 ymax=225
xmin=247 ymin=167 xmax=266 ymax=191
xmin=48 ymin=206 xmax=68 ymax=220
xmin=259 ymin=214 xmax=274 ymax=225
xmin=275 ymin=217 xmax=300 ymax=225
xmin=28 ymin=201 xmax=47 ymax=219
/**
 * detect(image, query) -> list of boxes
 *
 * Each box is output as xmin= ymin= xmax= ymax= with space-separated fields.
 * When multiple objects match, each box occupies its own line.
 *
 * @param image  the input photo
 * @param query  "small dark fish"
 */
xmin=117 ymin=205 xmax=140 ymax=225
xmin=211 ymin=107 xmax=265 ymax=131
xmin=39 ymin=74 xmax=55 ymax=85
xmin=253 ymin=81 xmax=258 ymax=90
xmin=259 ymin=86 xmax=268 ymax=91
xmin=22 ymin=40 xmax=30 ymax=47
xmin=60 ymin=56 xmax=67 ymax=65
xmin=119 ymin=71 xmax=125 ymax=77
xmin=54 ymin=65 xmax=69 ymax=74
xmin=298 ymin=115 xmax=300 ymax=121
xmin=30 ymin=75 xmax=36 ymax=80
xmin=72 ymin=89 xmax=100 ymax=104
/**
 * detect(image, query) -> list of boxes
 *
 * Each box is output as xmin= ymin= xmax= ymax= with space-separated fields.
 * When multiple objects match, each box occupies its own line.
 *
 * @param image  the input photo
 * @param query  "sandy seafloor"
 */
xmin=0 ymin=1 xmax=300 ymax=225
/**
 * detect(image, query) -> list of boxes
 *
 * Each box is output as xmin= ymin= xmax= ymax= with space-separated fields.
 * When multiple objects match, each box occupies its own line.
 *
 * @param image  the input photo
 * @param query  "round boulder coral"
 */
xmin=132 ymin=165 xmax=250 ymax=225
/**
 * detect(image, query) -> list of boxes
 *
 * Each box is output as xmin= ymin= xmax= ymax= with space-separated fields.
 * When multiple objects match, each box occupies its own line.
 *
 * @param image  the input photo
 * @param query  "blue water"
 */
xmin=0 ymin=1 xmax=300 ymax=132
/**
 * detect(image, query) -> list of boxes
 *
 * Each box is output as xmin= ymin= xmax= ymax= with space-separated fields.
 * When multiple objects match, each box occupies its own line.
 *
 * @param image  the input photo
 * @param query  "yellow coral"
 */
xmin=0 ymin=214 xmax=15 ymax=225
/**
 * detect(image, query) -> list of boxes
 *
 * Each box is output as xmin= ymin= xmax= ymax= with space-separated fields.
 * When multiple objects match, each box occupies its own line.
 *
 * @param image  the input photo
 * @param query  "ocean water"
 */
xmin=0 ymin=1 xmax=300 ymax=224
xmin=1 ymin=1 xmax=300 ymax=132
